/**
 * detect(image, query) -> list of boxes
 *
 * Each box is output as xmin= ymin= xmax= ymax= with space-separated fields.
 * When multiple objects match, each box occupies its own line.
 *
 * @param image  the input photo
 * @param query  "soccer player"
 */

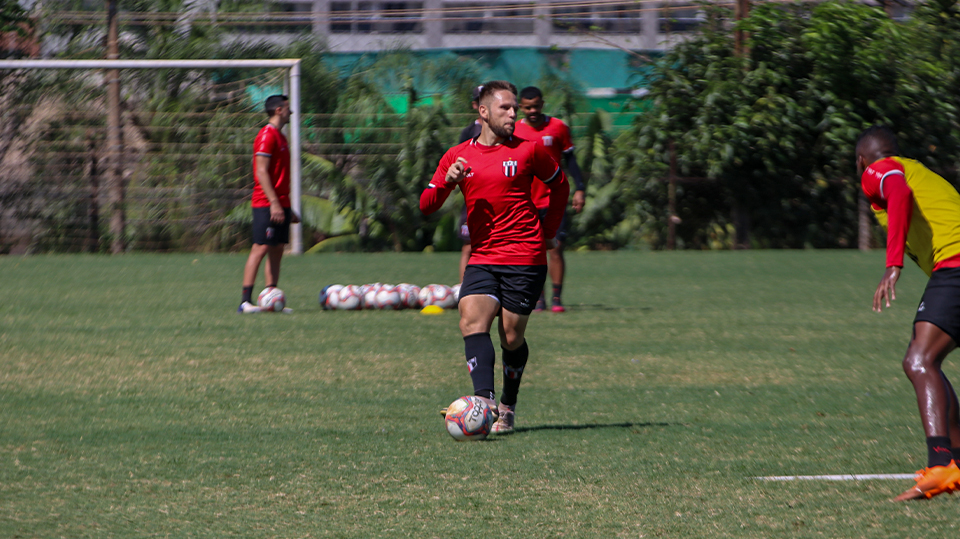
xmin=855 ymin=125 xmax=960 ymax=500
xmin=238 ymin=95 xmax=300 ymax=314
xmin=456 ymin=85 xmax=484 ymax=282
xmin=421 ymin=80 xmax=569 ymax=434
xmin=513 ymin=86 xmax=587 ymax=312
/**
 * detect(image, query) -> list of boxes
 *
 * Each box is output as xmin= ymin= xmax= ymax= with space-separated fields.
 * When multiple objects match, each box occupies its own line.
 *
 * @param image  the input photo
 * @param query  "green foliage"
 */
xmin=606 ymin=1 xmax=960 ymax=250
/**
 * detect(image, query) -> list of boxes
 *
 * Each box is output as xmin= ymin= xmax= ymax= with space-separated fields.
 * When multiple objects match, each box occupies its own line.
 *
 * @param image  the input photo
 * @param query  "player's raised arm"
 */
xmin=420 ymin=153 xmax=466 ymax=215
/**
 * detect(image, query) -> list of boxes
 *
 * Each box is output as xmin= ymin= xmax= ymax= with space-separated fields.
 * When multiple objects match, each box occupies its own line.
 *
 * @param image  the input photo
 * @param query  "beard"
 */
xmin=489 ymin=119 xmax=514 ymax=139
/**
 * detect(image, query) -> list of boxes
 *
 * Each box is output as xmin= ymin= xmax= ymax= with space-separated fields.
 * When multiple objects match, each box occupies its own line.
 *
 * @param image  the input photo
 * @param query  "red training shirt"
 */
xmin=420 ymin=136 xmax=569 ymax=266
xmin=252 ymin=124 xmax=291 ymax=208
xmin=513 ymin=116 xmax=575 ymax=209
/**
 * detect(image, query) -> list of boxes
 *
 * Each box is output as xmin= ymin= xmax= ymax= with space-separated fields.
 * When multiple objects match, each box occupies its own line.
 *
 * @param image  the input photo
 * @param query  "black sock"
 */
xmin=552 ymin=283 xmax=562 ymax=301
xmin=500 ymin=340 xmax=529 ymax=407
xmin=266 ymin=283 xmax=277 ymax=289
xmin=242 ymin=285 xmax=253 ymax=304
xmin=953 ymin=447 xmax=960 ymax=464
xmin=927 ymin=436 xmax=953 ymax=467
xmin=464 ymin=333 xmax=496 ymax=401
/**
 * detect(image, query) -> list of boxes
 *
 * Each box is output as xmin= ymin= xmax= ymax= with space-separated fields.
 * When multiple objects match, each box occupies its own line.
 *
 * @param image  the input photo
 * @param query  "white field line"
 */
xmin=756 ymin=474 xmax=916 ymax=481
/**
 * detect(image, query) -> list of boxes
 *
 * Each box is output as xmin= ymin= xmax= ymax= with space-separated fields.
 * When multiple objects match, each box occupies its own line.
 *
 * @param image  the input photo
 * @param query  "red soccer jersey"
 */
xmin=251 ymin=124 xmax=291 ymax=208
xmin=513 ymin=116 xmax=575 ymax=209
xmin=420 ymin=136 xmax=569 ymax=266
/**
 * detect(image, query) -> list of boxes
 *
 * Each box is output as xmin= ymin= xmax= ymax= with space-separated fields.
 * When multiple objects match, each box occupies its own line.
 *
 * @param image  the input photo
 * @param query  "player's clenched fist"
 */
xmin=446 ymin=157 xmax=472 ymax=183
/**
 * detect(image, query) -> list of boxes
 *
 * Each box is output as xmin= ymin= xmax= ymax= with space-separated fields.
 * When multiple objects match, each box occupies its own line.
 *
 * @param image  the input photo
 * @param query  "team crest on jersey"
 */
xmin=503 ymin=159 xmax=518 ymax=177
xmin=542 ymin=135 xmax=553 ymax=147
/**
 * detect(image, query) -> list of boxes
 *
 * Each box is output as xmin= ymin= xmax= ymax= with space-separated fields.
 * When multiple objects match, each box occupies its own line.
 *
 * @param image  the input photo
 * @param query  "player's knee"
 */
xmin=460 ymin=318 xmax=485 ymax=337
xmin=501 ymin=329 xmax=524 ymax=350
xmin=903 ymin=347 xmax=937 ymax=378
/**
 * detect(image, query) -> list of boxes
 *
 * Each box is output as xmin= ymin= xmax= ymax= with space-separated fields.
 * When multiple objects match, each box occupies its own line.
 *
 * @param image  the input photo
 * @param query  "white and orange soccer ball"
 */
xmin=258 ymin=287 xmax=286 ymax=312
xmin=375 ymin=285 xmax=402 ymax=310
xmin=444 ymin=396 xmax=494 ymax=441
xmin=397 ymin=283 xmax=421 ymax=309
xmin=320 ymin=284 xmax=343 ymax=310
xmin=335 ymin=285 xmax=362 ymax=310
xmin=360 ymin=283 xmax=382 ymax=310
xmin=419 ymin=284 xmax=456 ymax=309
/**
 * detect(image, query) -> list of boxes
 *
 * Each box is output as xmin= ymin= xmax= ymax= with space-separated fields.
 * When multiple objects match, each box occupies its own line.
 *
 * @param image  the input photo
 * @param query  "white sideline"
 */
xmin=757 ymin=474 xmax=916 ymax=481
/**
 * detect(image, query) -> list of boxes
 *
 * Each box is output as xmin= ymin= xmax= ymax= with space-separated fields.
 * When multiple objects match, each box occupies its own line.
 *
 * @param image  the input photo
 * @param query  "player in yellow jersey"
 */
xmin=856 ymin=125 xmax=960 ymax=500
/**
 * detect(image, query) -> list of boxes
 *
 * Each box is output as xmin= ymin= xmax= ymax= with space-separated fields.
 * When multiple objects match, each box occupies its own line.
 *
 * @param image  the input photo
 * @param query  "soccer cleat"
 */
xmin=490 ymin=404 xmax=515 ymax=434
xmin=551 ymin=297 xmax=565 ymax=313
xmin=237 ymin=301 xmax=261 ymax=314
xmin=894 ymin=460 xmax=960 ymax=501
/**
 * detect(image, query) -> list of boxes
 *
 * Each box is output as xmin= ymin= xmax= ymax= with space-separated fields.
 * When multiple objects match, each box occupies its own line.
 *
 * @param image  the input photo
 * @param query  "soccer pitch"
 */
xmin=2 ymin=251 xmax=958 ymax=537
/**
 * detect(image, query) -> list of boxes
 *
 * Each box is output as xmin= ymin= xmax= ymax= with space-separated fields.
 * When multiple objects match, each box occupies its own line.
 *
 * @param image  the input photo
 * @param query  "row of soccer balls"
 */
xmin=319 ymin=283 xmax=461 ymax=311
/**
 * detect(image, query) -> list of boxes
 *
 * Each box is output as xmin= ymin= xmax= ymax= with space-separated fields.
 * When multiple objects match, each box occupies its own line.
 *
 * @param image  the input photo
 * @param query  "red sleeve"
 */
xmin=531 ymin=144 xmax=569 ymax=239
xmin=420 ymin=150 xmax=458 ymax=215
xmin=882 ymin=174 xmax=913 ymax=268
xmin=861 ymin=158 xmax=912 ymax=268
xmin=254 ymin=127 xmax=276 ymax=156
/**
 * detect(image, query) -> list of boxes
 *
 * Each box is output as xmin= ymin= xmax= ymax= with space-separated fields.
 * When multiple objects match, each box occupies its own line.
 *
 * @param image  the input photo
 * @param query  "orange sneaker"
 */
xmin=894 ymin=460 xmax=960 ymax=501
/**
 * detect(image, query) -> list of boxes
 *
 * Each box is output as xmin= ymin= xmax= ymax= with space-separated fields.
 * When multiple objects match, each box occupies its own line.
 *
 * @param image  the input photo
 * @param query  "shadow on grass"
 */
xmin=514 ymin=421 xmax=675 ymax=433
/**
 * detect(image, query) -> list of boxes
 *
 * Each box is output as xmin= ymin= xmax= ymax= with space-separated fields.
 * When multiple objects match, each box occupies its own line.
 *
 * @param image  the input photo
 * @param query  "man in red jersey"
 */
xmin=422 ymin=80 xmax=569 ymax=434
xmin=856 ymin=125 xmax=960 ymax=500
xmin=238 ymin=95 xmax=300 ymax=314
xmin=513 ymin=86 xmax=586 ymax=313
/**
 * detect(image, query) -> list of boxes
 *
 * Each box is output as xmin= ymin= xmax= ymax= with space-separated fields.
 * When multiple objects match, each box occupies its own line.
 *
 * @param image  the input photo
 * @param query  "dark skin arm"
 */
xmin=873 ymin=266 xmax=901 ymax=312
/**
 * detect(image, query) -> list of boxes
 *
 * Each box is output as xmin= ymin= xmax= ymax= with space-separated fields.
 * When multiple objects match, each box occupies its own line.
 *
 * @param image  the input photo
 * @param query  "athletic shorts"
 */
xmin=537 ymin=207 xmax=568 ymax=243
xmin=252 ymin=207 xmax=292 ymax=246
xmin=460 ymin=264 xmax=548 ymax=316
xmin=458 ymin=206 xmax=470 ymax=243
xmin=915 ymin=266 xmax=960 ymax=344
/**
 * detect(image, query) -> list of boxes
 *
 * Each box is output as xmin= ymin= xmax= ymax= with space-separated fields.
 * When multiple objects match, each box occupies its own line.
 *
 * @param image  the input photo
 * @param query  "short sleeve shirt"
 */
xmin=252 ymin=124 xmax=290 ymax=208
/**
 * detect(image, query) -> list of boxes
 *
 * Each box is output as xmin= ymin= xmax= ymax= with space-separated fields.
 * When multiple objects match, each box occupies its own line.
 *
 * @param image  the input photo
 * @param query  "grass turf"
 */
xmin=1 ymin=251 xmax=959 ymax=537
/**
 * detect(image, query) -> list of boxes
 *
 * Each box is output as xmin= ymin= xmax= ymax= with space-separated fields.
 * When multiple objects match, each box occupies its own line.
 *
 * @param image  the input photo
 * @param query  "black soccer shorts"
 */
xmin=252 ymin=207 xmax=292 ymax=246
xmin=915 ymin=266 xmax=960 ymax=344
xmin=460 ymin=264 xmax=548 ymax=316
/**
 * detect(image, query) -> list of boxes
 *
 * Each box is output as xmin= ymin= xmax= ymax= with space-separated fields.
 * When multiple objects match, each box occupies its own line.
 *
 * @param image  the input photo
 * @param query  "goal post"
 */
xmin=0 ymin=58 xmax=304 ymax=254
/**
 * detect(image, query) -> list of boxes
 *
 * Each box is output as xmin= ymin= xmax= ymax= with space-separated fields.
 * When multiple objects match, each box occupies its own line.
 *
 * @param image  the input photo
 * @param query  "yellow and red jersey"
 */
xmin=861 ymin=156 xmax=960 ymax=276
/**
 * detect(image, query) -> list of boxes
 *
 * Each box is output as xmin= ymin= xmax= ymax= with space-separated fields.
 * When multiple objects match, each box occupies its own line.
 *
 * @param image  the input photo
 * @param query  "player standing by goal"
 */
xmin=238 ymin=95 xmax=300 ymax=314
xmin=856 ymin=125 xmax=960 ymax=500
xmin=421 ymin=81 xmax=569 ymax=434
xmin=513 ymin=86 xmax=586 ymax=312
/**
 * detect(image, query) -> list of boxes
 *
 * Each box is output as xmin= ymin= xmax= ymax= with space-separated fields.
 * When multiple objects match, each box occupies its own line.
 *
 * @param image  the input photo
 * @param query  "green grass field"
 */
xmin=2 ymin=251 xmax=958 ymax=537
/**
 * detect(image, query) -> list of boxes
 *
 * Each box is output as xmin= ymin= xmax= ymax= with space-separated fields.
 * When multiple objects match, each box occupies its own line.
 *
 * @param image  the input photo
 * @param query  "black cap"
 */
xmin=471 ymin=85 xmax=483 ymax=102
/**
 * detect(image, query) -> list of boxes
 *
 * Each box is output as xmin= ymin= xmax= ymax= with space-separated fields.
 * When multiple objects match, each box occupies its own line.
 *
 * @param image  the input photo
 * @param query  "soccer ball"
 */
xmin=335 ymin=285 xmax=362 ymax=310
xmin=445 ymin=396 xmax=494 ymax=441
xmin=397 ymin=283 xmax=421 ymax=309
xmin=375 ymin=285 xmax=402 ymax=310
xmin=420 ymin=284 xmax=456 ymax=309
xmin=360 ymin=283 xmax=381 ymax=310
xmin=258 ymin=287 xmax=286 ymax=312
xmin=320 ymin=284 xmax=343 ymax=310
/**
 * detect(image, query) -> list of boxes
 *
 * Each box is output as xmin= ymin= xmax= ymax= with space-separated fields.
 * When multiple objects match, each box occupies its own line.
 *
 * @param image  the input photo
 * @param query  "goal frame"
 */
xmin=0 ymin=58 xmax=305 ymax=254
